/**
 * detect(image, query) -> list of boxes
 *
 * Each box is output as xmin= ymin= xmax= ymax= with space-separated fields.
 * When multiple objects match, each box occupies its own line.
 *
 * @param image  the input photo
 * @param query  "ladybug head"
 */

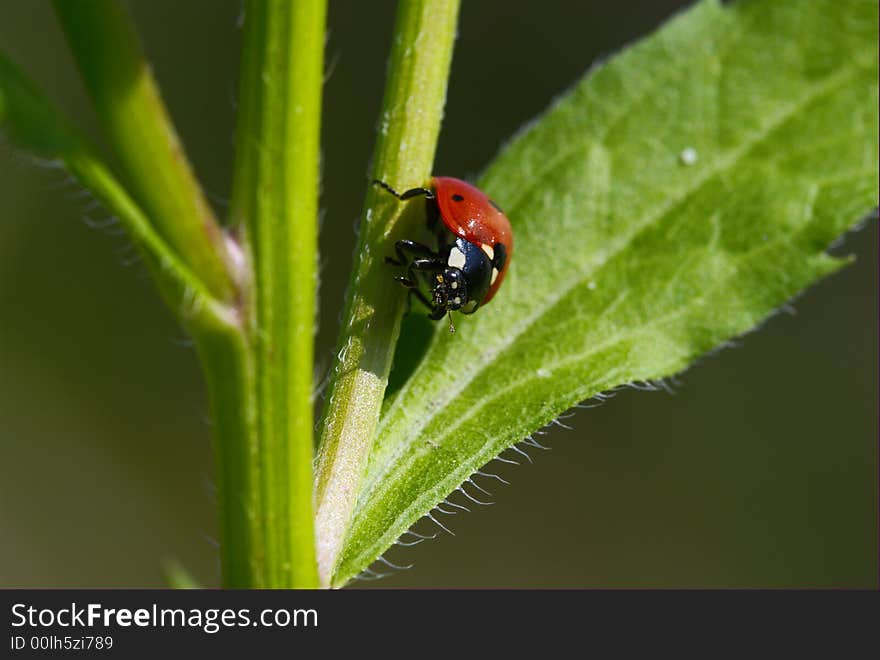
xmin=432 ymin=238 xmax=493 ymax=316
xmin=432 ymin=268 xmax=469 ymax=312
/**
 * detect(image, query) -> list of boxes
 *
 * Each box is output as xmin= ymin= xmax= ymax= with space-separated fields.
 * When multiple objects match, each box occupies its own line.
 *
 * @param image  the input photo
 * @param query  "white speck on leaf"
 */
xmin=679 ymin=147 xmax=698 ymax=165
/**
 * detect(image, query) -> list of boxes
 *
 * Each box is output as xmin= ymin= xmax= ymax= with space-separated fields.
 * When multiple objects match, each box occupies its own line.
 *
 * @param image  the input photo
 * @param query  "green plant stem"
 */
xmin=0 ymin=52 xmax=230 ymax=332
xmin=51 ymin=0 xmax=235 ymax=301
xmin=194 ymin=322 xmax=256 ymax=587
xmin=225 ymin=0 xmax=326 ymax=588
xmin=2 ymin=48 xmax=256 ymax=584
xmin=313 ymin=0 xmax=461 ymax=587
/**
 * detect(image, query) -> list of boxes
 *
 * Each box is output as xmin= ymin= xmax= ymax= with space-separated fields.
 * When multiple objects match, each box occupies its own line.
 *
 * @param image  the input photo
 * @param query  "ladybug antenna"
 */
xmin=447 ymin=312 xmax=456 ymax=334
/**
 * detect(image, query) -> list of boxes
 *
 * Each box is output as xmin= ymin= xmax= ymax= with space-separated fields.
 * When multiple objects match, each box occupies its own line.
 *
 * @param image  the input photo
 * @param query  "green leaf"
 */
xmin=162 ymin=558 xmax=201 ymax=589
xmin=332 ymin=0 xmax=879 ymax=586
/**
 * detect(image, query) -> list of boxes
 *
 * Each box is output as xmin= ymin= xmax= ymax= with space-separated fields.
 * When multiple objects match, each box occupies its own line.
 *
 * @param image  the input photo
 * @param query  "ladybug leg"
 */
xmin=407 ymin=259 xmax=448 ymax=320
xmin=388 ymin=256 xmax=442 ymax=293
xmin=394 ymin=277 xmax=446 ymax=321
xmin=406 ymin=288 xmax=435 ymax=315
xmin=407 ymin=289 xmax=447 ymax=322
xmin=373 ymin=181 xmax=442 ymax=240
xmin=372 ymin=179 xmax=434 ymax=201
xmin=385 ymin=245 xmax=448 ymax=319
xmin=428 ymin=306 xmax=448 ymax=321
xmin=385 ymin=239 xmax=437 ymax=266
xmin=425 ymin=196 xmax=442 ymax=235
xmin=408 ymin=257 xmax=444 ymax=275
xmin=402 ymin=257 xmax=444 ymax=288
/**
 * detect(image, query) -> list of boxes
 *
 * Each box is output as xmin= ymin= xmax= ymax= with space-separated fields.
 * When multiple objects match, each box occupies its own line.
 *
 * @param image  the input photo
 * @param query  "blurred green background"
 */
xmin=0 ymin=1 xmax=876 ymax=588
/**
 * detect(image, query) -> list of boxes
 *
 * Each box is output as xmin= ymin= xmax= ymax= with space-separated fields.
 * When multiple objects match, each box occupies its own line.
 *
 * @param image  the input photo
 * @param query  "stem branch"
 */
xmin=223 ymin=0 xmax=327 ymax=588
xmin=52 ymin=0 xmax=235 ymax=301
xmin=313 ymin=0 xmax=460 ymax=587
xmin=0 ymin=51 xmax=230 ymax=332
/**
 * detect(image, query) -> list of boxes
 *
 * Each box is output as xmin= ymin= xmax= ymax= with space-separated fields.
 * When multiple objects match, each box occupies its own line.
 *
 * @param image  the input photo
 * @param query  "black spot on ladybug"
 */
xmin=492 ymin=243 xmax=507 ymax=270
xmin=489 ymin=199 xmax=504 ymax=213
xmin=452 ymin=194 xmax=464 ymax=202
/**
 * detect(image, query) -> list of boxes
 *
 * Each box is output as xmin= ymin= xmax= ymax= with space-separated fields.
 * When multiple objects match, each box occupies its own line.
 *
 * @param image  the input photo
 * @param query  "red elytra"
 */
xmin=432 ymin=176 xmax=513 ymax=304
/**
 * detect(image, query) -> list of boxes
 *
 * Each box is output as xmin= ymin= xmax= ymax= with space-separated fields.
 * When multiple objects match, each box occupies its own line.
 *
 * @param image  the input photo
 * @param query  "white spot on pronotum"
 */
xmin=490 ymin=269 xmax=499 ymax=285
xmin=587 ymin=281 xmax=597 ymax=290
xmin=679 ymin=147 xmax=698 ymax=166
xmin=451 ymin=281 xmax=459 ymax=289
xmin=448 ymin=247 xmax=466 ymax=269
xmin=481 ymin=243 xmax=495 ymax=261
xmin=453 ymin=297 xmax=462 ymax=305
xmin=537 ymin=368 xmax=551 ymax=378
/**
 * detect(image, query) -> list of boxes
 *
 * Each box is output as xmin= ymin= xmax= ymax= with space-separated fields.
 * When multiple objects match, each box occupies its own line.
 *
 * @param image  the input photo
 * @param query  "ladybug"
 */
xmin=375 ymin=177 xmax=513 ymax=329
